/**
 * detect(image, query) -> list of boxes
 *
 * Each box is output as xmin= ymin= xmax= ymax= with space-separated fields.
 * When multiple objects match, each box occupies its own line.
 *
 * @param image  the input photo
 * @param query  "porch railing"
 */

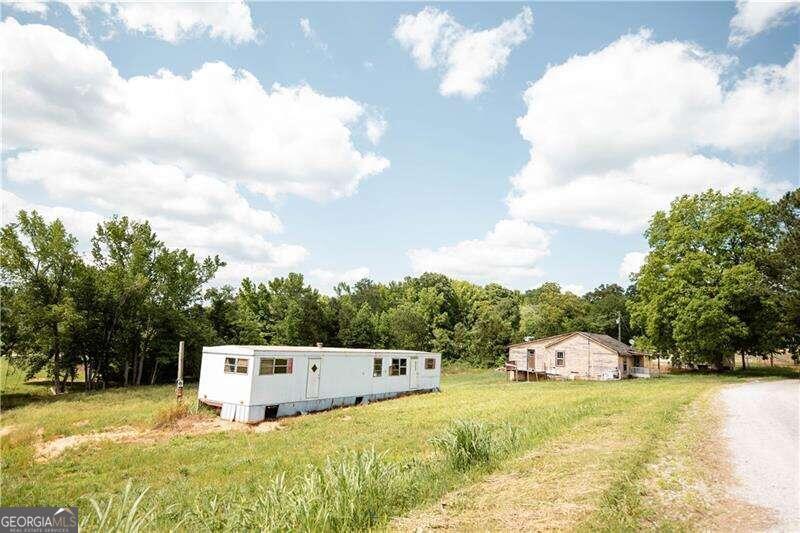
xmin=631 ymin=366 xmax=651 ymax=377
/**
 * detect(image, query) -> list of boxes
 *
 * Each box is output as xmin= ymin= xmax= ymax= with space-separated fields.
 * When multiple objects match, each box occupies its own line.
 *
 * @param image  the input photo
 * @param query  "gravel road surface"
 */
xmin=721 ymin=380 xmax=800 ymax=531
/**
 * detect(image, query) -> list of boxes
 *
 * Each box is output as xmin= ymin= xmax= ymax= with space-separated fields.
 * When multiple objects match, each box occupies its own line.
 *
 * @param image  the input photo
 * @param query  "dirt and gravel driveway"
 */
xmin=721 ymin=380 xmax=800 ymax=531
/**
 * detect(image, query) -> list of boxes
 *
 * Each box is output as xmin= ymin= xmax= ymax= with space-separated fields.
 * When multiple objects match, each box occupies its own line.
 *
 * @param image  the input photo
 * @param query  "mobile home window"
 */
xmin=259 ymin=357 xmax=293 ymax=375
xmin=224 ymin=357 xmax=249 ymax=374
xmin=425 ymin=358 xmax=436 ymax=370
xmin=373 ymin=357 xmax=383 ymax=377
xmin=555 ymin=351 xmax=565 ymax=367
xmin=389 ymin=358 xmax=407 ymax=376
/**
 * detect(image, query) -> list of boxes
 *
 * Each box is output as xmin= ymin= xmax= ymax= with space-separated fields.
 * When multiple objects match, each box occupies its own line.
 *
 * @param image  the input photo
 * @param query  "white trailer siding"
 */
xmin=198 ymin=346 xmax=441 ymax=422
xmin=197 ymin=350 xmax=254 ymax=406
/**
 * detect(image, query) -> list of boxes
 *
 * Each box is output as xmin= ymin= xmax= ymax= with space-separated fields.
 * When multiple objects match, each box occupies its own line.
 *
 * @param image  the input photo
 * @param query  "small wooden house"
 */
xmin=506 ymin=332 xmax=649 ymax=381
xmin=198 ymin=345 xmax=441 ymax=422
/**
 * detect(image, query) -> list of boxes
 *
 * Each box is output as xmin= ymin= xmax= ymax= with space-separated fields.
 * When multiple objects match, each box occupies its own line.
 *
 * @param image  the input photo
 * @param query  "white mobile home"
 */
xmin=198 ymin=345 xmax=441 ymax=422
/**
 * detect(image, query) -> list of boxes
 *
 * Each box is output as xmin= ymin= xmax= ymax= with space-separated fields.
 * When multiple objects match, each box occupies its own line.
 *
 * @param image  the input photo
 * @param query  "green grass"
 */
xmin=2 ymin=361 xmax=796 ymax=531
xmin=578 ymin=401 xmax=686 ymax=532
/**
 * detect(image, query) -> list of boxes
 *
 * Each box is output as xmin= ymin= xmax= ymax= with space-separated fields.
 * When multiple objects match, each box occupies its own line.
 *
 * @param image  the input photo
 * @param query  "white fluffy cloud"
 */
xmin=309 ymin=267 xmax=371 ymax=294
xmin=408 ymin=219 xmax=550 ymax=285
xmin=113 ymin=1 xmax=257 ymax=44
xmin=21 ymin=0 xmax=259 ymax=43
xmin=2 ymin=171 xmax=308 ymax=285
xmin=1 ymin=18 xmax=391 ymax=285
xmin=1 ymin=190 xmax=102 ymax=242
xmin=729 ymin=0 xmax=800 ymax=47
xmin=507 ymin=30 xmax=797 ymax=234
xmin=1 ymin=18 xmax=389 ymax=202
xmin=510 ymin=153 xmax=778 ymax=233
xmin=2 ymin=149 xmax=305 ymax=272
xmin=619 ymin=252 xmax=647 ymax=282
xmin=394 ymin=6 xmax=533 ymax=98
xmin=6 ymin=150 xmax=282 ymax=235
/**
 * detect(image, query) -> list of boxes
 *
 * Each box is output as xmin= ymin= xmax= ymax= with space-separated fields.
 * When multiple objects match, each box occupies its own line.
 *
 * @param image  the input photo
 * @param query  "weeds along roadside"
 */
xmin=79 ymin=398 xmax=611 ymax=531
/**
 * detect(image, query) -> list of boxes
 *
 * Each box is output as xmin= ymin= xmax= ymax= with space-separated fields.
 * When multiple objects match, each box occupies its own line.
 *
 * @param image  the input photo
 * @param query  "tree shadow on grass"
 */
xmin=728 ymin=365 xmax=800 ymax=380
xmin=1 ymin=380 xmax=93 ymax=411
xmin=667 ymin=365 xmax=799 ymax=381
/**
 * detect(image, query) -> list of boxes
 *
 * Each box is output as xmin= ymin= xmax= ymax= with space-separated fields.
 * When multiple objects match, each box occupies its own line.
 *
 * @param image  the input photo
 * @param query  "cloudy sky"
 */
xmin=1 ymin=1 xmax=798 ymax=294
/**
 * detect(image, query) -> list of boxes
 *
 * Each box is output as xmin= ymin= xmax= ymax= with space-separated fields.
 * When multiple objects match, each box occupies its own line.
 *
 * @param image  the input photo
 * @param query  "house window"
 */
xmin=555 ymin=351 xmax=565 ymax=367
xmin=425 ymin=358 xmax=436 ymax=370
xmin=224 ymin=357 xmax=249 ymax=374
xmin=373 ymin=357 xmax=383 ymax=377
xmin=389 ymin=358 xmax=407 ymax=376
xmin=623 ymin=360 xmax=628 ymax=373
xmin=259 ymin=357 xmax=293 ymax=375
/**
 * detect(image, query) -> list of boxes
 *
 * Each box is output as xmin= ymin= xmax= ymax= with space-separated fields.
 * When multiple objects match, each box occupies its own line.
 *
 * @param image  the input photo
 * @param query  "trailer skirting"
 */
xmin=216 ymin=388 xmax=438 ymax=423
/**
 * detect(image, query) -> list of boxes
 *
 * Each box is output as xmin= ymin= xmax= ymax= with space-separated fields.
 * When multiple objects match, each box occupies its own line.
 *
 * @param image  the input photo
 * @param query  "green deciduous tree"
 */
xmin=583 ymin=284 xmax=632 ymax=342
xmin=519 ymin=283 xmax=589 ymax=339
xmin=2 ymin=211 xmax=222 ymax=391
xmin=17 ymin=188 xmax=792 ymax=386
xmin=0 ymin=211 xmax=82 ymax=392
xmin=764 ymin=188 xmax=800 ymax=360
xmin=630 ymin=189 xmax=781 ymax=368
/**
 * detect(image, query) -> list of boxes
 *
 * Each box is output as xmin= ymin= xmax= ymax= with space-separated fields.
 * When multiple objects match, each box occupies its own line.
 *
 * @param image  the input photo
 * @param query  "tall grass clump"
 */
xmin=431 ymin=419 xmax=493 ymax=470
xmin=289 ymin=448 xmax=400 ymax=531
xmin=80 ymin=480 xmax=162 ymax=533
xmin=151 ymin=400 xmax=205 ymax=429
xmin=182 ymin=448 xmax=407 ymax=531
xmin=431 ymin=419 xmax=528 ymax=471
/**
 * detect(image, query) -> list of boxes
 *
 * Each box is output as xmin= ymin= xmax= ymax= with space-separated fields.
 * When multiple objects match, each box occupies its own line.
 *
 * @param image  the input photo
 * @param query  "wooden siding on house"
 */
xmin=507 ymin=332 xmax=639 ymax=380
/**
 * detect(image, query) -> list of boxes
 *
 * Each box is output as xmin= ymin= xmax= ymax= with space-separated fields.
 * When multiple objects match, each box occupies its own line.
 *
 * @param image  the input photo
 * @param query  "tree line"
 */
xmin=1 ymin=188 xmax=797 ymax=392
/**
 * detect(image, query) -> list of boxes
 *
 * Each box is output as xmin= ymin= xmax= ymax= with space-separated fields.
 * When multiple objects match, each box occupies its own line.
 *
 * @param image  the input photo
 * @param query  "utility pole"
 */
xmin=617 ymin=311 xmax=622 ymax=342
xmin=176 ymin=340 xmax=184 ymax=403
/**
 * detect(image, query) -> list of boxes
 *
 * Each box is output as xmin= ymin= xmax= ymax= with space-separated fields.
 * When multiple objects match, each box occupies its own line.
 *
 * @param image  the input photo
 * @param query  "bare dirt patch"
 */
xmin=34 ymin=417 xmax=282 ymax=462
xmin=35 ymin=427 xmax=141 ymax=462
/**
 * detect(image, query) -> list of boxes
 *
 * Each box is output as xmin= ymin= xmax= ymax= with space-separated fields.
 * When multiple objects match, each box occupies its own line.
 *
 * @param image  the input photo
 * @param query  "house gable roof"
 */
xmin=542 ymin=332 xmax=641 ymax=356
xmin=507 ymin=332 xmax=573 ymax=349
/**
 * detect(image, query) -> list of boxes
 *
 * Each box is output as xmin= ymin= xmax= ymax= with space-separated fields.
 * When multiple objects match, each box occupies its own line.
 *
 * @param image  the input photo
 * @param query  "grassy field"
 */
xmin=1 ymin=358 xmax=796 ymax=530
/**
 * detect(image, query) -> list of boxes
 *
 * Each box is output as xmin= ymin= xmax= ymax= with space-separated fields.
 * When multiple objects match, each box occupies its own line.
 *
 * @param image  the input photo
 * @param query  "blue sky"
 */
xmin=2 ymin=1 xmax=798 ymax=294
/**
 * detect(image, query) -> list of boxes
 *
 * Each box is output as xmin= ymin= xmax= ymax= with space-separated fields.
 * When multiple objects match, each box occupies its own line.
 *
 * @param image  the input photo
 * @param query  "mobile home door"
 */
xmin=409 ymin=357 xmax=419 ymax=389
xmin=306 ymin=358 xmax=321 ymax=398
